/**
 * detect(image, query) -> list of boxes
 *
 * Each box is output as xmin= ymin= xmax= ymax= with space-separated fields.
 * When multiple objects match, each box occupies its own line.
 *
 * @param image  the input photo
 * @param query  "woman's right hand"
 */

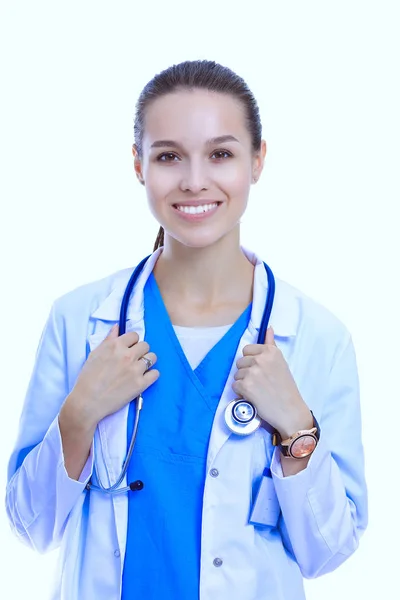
xmin=67 ymin=324 xmax=159 ymax=428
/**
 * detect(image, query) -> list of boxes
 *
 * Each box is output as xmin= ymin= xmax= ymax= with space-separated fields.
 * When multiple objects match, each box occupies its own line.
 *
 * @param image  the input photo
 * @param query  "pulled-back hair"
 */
xmin=133 ymin=60 xmax=262 ymax=251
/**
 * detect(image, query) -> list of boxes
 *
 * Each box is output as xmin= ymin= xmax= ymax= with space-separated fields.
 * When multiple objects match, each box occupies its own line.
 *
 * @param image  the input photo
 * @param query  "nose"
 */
xmin=179 ymin=159 xmax=209 ymax=194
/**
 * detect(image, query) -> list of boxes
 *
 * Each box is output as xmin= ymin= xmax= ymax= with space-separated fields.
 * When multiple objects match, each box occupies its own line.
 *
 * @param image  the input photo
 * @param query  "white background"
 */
xmin=0 ymin=0 xmax=399 ymax=597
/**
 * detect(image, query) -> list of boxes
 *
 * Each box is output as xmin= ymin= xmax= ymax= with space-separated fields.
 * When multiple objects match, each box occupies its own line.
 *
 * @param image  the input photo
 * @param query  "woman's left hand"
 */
xmin=232 ymin=327 xmax=313 ymax=439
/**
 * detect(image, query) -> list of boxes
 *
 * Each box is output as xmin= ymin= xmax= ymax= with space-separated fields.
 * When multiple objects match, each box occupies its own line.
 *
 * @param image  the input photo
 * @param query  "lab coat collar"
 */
xmin=90 ymin=246 xmax=299 ymax=338
xmin=90 ymin=248 xmax=163 ymax=325
xmin=244 ymin=247 xmax=298 ymax=339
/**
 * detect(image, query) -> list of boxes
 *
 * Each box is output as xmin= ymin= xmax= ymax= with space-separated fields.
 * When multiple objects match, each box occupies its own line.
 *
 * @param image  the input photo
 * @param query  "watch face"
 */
xmin=290 ymin=434 xmax=317 ymax=459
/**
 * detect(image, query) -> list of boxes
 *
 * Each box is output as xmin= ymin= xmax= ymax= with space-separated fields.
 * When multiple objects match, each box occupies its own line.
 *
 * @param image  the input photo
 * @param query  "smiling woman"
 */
xmin=132 ymin=62 xmax=264 ymax=255
xmin=5 ymin=60 xmax=368 ymax=600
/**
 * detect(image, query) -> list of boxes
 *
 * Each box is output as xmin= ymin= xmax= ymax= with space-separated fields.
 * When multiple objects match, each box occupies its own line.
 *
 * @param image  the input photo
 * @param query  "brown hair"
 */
xmin=133 ymin=60 xmax=262 ymax=252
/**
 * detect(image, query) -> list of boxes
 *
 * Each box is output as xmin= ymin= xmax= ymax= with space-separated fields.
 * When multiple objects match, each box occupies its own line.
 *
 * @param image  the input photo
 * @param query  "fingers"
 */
xmin=234 ymin=356 xmax=255 ymax=384
xmin=106 ymin=328 xmax=145 ymax=352
xmin=120 ymin=331 xmax=141 ymax=347
xmin=103 ymin=326 xmax=154 ymax=368
xmin=242 ymin=344 xmax=264 ymax=356
xmin=132 ymin=341 xmax=150 ymax=360
xmin=142 ymin=368 xmax=160 ymax=389
xmin=264 ymin=326 xmax=277 ymax=346
xmin=236 ymin=356 xmax=256 ymax=369
xmin=233 ymin=369 xmax=246 ymax=381
xmin=105 ymin=323 xmax=144 ymax=348
xmin=104 ymin=325 xmax=140 ymax=347
xmin=106 ymin=323 xmax=119 ymax=338
xmin=243 ymin=327 xmax=277 ymax=356
xmin=138 ymin=352 xmax=157 ymax=374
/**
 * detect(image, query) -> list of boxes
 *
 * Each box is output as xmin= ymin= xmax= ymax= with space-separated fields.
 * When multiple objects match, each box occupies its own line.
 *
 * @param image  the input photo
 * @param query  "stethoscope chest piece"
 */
xmin=224 ymin=399 xmax=262 ymax=436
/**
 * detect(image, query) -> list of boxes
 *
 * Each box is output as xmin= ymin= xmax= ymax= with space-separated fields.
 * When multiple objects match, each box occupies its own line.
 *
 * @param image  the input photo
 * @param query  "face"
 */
xmin=133 ymin=89 xmax=266 ymax=249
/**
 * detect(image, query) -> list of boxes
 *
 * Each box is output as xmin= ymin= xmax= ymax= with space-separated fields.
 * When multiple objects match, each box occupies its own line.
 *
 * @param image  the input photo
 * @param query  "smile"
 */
xmin=174 ymin=202 xmax=220 ymax=214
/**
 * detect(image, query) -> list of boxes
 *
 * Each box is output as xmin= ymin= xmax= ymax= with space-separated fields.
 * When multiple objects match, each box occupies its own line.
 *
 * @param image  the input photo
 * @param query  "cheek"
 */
xmin=144 ymin=164 xmax=178 ymax=201
xmin=214 ymin=162 xmax=252 ymax=192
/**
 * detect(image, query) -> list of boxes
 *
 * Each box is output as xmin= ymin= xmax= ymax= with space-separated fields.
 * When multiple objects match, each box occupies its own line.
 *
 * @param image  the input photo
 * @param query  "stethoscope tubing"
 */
xmin=88 ymin=395 xmax=143 ymax=494
xmin=257 ymin=262 xmax=275 ymax=344
xmin=87 ymin=256 xmax=275 ymax=494
xmin=121 ymin=256 xmax=275 ymax=341
xmin=119 ymin=255 xmax=152 ymax=336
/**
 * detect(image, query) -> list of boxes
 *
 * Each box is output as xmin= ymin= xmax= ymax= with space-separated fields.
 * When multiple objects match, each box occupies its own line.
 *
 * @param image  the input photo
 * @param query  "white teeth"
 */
xmin=176 ymin=203 xmax=218 ymax=214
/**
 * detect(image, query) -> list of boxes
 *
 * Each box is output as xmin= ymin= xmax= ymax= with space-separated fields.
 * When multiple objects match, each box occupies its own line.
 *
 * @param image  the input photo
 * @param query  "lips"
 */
xmin=172 ymin=201 xmax=221 ymax=220
xmin=175 ymin=202 xmax=219 ymax=215
xmin=172 ymin=200 xmax=223 ymax=208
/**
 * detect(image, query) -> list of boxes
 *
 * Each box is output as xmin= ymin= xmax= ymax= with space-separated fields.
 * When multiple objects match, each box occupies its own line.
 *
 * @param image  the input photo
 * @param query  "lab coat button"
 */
xmin=210 ymin=468 xmax=219 ymax=477
xmin=213 ymin=557 xmax=223 ymax=567
xmin=114 ymin=550 xmax=120 ymax=558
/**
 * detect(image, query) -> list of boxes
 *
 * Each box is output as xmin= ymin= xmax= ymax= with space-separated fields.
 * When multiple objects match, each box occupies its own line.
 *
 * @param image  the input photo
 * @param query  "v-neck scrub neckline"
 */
xmin=121 ymin=271 xmax=252 ymax=600
xmin=146 ymin=271 xmax=252 ymax=388
xmin=172 ymin=322 xmax=234 ymax=371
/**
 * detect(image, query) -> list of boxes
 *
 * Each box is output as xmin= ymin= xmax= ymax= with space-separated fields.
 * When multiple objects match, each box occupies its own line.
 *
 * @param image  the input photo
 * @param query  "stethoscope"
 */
xmin=86 ymin=255 xmax=275 ymax=494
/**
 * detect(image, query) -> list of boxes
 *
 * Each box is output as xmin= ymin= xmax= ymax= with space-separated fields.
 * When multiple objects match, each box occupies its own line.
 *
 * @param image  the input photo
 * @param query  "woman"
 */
xmin=6 ymin=60 xmax=368 ymax=600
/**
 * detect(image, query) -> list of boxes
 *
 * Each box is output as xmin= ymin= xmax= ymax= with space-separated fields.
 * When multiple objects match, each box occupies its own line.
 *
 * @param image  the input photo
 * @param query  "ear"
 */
xmin=132 ymin=144 xmax=145 ymax=186
xmin=252 ymin=139 xmax=267 ymax=184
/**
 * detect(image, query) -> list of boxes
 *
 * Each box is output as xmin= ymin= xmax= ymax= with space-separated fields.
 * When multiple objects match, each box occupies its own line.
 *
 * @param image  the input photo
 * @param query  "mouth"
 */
xmin=172 ymin=201 xmax=222 ymax=216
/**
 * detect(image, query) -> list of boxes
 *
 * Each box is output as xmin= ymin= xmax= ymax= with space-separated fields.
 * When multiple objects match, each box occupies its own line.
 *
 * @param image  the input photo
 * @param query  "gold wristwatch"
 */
xmin=272 ymin=412 xmax=320 ymax=459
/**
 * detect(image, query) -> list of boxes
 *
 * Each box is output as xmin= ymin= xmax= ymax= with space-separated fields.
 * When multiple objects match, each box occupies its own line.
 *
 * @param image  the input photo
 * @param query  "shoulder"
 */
xmin=275 ymin=276 xmax=351 ymax=351
xmin=51 ymin=267 xmax=133 ymax=321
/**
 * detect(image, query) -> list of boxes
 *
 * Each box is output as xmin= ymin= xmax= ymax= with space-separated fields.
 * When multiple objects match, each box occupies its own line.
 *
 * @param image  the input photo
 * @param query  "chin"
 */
xmin=166 ymin=227 xmax=239 ymax=250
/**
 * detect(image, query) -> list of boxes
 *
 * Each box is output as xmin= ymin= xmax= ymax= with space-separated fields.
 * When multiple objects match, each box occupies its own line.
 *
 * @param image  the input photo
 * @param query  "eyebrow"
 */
xmin=150 ymin=135 xmax=240 ymax=149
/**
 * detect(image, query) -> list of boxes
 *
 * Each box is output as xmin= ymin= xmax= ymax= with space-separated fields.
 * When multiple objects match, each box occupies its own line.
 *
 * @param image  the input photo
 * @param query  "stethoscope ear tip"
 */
xmin=129 ymin=480 xmax=144 ymax=491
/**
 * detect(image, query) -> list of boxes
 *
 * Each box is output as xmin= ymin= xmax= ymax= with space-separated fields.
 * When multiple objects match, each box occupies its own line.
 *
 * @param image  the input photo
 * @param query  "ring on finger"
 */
xmin=140 ymin=356 xmax=153 ymax=371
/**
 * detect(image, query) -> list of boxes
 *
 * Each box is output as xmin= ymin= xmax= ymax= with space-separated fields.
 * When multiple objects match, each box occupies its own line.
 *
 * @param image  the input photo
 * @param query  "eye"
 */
xmin=157 ymin=152 xmax=180 ymax=162
xmin=211 ymin=149 xmax=233 ymax=160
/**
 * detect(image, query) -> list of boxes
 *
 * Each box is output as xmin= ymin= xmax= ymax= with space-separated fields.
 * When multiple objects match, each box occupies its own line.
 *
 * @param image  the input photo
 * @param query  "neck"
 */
xmin=153 ymin=228 xmax=254 ymax=307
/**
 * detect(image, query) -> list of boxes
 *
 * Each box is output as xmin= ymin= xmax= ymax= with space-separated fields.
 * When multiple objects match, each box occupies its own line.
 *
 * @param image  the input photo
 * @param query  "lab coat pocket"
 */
xmin=249 ymin=467 xmax=281 ymax=528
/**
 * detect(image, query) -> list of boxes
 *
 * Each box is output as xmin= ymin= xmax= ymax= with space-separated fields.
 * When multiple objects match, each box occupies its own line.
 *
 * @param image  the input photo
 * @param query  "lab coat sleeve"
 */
xmin=270 ymin=334 xmax=368 ymax=578
xmin=5 ymin=302 xmax=94 ymax=554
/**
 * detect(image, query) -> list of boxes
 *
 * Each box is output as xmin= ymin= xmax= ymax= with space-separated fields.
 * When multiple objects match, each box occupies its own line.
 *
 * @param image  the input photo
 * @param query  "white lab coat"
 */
xmin=5 ymin=247 xmax=368 ymax=600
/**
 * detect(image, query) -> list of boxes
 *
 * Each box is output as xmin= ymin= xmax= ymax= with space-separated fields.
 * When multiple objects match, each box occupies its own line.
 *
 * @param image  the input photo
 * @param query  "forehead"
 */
xmin=142 ymin=89 xmax=250 ymax=148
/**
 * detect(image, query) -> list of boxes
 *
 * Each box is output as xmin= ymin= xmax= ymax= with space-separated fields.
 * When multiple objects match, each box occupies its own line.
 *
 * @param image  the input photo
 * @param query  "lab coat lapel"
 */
xmin=87 ymin=249 xmax=163 ymax=487
xmin=206 ymin=256 xmax=300 ymax=470
xmin=87 ymin=251 xmax=162 ymax=567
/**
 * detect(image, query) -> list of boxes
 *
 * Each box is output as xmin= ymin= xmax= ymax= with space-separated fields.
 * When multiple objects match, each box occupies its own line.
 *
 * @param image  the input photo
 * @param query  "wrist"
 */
xmin=276 ymin=405 xmax=314 ymax=440
xmin=280 ymin=453 xmax=311 ymax=476
xmin=273 ymin=409 xmax=320 ymax=461
xmin=62 ymin=391 xmax=99 ymax=434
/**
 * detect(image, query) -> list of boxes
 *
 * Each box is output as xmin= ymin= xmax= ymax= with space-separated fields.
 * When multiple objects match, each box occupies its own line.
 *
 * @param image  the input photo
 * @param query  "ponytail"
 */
xmin=153 ymin=226 xmax=164 ymax=252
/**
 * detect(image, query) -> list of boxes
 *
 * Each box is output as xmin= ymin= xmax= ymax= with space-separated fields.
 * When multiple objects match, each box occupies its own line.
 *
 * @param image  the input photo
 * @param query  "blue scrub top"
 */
xmin=121 ymin=273 xmax=252 ymax=599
